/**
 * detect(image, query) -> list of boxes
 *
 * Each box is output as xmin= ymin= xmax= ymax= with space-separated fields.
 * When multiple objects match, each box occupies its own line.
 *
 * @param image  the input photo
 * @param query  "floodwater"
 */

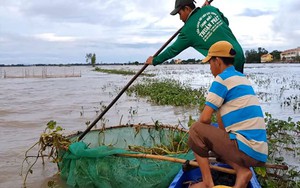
xmin=0 ymin=64 xmax=299 ymax=188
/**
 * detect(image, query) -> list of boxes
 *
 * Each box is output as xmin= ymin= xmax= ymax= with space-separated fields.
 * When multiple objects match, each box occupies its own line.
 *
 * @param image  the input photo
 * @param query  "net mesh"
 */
xmin=58 ymin=124 xmax=194 ymax=188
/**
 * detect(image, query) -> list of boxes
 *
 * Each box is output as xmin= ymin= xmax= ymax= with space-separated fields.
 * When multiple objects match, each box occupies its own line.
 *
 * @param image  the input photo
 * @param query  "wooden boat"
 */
xmin=169 ymin=163 xmax=261 ymax=188
xmin=57 ymin=124 xmax=263 ymax=188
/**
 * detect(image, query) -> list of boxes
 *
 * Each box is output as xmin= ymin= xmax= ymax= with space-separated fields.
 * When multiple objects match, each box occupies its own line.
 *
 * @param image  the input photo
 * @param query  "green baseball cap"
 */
xmin=170 ymin=0 xmax=196 ymax=15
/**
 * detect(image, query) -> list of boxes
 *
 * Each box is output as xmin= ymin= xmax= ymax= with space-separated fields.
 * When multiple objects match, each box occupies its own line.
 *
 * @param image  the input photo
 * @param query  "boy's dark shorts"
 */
xmin=188 ymin=122 xmax=265 ymax=167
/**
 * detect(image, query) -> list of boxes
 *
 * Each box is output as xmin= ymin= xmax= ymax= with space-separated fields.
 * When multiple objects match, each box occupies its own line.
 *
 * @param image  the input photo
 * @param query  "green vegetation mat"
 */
xmin=94 ymin=67 xmax=155 ymax=77
xmin=127 ymin=79 xmax=207 ymax=107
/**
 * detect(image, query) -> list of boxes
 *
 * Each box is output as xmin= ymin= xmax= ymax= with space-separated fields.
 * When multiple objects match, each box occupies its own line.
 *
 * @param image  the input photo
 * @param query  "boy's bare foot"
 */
xmin=189 ymin=182 xmax=200 ymax=188
xmin=189 ymin=182 xmax=214 ymax=188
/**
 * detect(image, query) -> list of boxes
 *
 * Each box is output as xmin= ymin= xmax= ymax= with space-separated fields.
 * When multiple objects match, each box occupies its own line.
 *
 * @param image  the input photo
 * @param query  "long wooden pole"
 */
xmin=78 ymin=0 xmax=214 ymax=141
xmin=118 ymin=153 xmax=236 ymax=174
xmin=78 ymin=28 xmax=182 ymax=141
xmin=118 ymin=153 xmax=288 ymax=173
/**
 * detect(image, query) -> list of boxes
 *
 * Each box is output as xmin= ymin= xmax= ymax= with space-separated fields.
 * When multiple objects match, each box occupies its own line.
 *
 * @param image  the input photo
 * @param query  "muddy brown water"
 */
xmin=0 ymin=64 xmax=299 ymax=187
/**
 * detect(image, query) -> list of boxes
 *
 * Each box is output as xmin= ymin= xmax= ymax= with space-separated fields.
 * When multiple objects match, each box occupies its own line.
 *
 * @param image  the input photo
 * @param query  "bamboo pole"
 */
xmin=118 ymin=153 xmax=289 ymax=173
xmin=118 ymin=153 xmax=236 ymax=174
xmin=78 ymin=30 xmax=181 ymax=142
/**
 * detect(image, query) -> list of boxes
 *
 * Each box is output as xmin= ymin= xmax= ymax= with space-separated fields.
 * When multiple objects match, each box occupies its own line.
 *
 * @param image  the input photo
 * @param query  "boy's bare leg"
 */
xmin=225 ymin=160 xmax=252 ymax=188
xmin=189 ymin=153 xmax=214 ymax=188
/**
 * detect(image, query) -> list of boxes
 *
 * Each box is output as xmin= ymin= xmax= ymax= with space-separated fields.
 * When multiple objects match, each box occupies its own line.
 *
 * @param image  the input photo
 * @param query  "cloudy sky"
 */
xmin=0 ymin=0 xmax=299 ymax=65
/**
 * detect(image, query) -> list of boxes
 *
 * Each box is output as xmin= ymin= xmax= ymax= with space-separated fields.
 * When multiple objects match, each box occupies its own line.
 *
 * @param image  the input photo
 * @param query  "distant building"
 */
xmin=174 ymin=59 xmax=182 ymax=64
xmin=261 ymin=54 xmax=273 ymax=63
xmin=280 ymin=47 xmax=300 ymax=62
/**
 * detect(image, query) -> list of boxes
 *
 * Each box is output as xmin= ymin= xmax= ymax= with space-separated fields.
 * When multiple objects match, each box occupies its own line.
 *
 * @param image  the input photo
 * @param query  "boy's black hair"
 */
xmin=211 ymin=57 xmax=235 ymax=65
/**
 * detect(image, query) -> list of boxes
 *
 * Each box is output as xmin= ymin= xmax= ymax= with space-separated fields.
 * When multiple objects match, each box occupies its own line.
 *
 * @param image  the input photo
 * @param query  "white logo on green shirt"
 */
xmin=197 ymin=12 xmax=223 ymax=42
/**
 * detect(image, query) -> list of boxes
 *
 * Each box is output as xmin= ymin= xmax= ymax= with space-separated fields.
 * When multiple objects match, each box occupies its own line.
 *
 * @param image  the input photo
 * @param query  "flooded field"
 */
xmin=0 ymin=64 xmax=299 ymax=187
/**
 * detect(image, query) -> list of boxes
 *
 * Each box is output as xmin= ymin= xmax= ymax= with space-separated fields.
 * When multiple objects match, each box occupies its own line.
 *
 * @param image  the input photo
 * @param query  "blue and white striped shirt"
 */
xmin=205 ymin=66 xmax=268 ymax=162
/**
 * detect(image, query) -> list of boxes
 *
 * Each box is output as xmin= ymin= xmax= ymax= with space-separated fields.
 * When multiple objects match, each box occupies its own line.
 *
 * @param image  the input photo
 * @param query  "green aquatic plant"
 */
xmin=128 ymin=124 xmax=189 ymax=155
xmin=94 ymin=67 xmax=155 ymax=77
xmin=21 ymin=121 xmax=71 ymax=187
xmin=126 ymin=78 xmax=207 ymax=108
xmin=254 ymin=113 xmax=300 ymax=188
xmin=281 ymin=94 xmax=300 ymax=112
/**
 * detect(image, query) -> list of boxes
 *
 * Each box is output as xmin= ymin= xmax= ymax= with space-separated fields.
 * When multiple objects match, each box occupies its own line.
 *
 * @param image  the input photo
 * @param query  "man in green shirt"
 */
xmin=146 ymin=0 xmax=245 ymax=73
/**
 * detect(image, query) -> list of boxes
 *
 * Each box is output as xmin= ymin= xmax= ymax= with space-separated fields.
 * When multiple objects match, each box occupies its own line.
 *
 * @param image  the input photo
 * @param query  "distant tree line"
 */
xmin=245 ymin=47 xmax=282 ymax=63
xmin=2 ymin=48 xmax=294 ymax=67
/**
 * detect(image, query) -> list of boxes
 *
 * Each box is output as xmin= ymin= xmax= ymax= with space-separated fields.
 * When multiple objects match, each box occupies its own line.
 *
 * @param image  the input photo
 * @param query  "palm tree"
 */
xmin=85 ymin=53 xmax=96 ymax=67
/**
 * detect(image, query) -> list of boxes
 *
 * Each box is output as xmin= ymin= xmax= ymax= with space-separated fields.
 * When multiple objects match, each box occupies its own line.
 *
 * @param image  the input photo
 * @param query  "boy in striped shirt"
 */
xmin=188 ymin=41 xmax=268 ymax=188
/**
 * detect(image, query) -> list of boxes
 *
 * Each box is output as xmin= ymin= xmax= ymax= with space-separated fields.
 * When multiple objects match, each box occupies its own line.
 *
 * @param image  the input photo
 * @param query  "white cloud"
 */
xmin=0 ymin=0 xmax=299 ymax=65
xmin=34 ymin=33 xmax=77 ymax=42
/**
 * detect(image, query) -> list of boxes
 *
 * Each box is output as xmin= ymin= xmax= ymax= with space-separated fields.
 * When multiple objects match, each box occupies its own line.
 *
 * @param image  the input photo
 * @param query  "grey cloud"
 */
xmin=271 ymin=0 xmax=300 ymax=48
xmin=0 ymin=0 xmax=185 ymax=65
xmin=19 ymin=0 xmax=167 ymax=27
xmin=238 ymin=8 xmax=274 ymax=17
xmin=284 ymin=0 xmax=300 ymax=11
xmin=20 ymin=0 xmax=123 ymax=25
xmin=116 ymin=42 xmax=161 ymax=49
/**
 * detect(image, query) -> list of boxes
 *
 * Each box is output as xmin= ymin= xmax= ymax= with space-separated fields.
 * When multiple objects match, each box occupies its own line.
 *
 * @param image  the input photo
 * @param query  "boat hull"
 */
xmin=169 ymin=163 xmax=261 ymax=188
